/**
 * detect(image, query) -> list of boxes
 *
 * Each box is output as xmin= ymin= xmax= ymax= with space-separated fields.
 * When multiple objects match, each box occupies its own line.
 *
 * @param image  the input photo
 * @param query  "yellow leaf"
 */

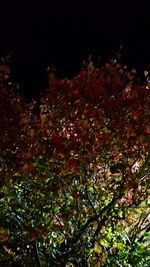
xmin=40 ymin=114 xmax=47 ymax=124
xmin=58 ymin=235 xmax=65 ymax=244
xmin=94 ymin=243 xmax=101 ymax=253
xmin=93 ymin=221 xmax=98 ymax=230
xmin=99 ymin=238 xmax=108 ymax=247
xmin=65 ymin=263 xmax=74 ymax=267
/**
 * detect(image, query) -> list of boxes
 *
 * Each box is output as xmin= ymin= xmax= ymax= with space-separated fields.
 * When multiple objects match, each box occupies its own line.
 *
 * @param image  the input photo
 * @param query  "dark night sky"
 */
xmin=0 ymin=0 xmax=150 ymax=100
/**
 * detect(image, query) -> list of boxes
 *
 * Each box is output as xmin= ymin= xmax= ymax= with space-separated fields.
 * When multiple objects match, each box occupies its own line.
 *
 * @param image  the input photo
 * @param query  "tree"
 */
xmin=0 ymin=56 xmax=150 ymax=266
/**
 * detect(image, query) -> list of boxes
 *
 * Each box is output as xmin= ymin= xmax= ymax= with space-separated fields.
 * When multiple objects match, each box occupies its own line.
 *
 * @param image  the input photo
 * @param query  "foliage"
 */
xmin=0 ymin=56 xmax=150 ymax=266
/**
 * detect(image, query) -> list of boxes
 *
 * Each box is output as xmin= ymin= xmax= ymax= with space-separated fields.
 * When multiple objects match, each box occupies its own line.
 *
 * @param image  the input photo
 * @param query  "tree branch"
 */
xmin=32 ymin=240 xmax=42 ymax=267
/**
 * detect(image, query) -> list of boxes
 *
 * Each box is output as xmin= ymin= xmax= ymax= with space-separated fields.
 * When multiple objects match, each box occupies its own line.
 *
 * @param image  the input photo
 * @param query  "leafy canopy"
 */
xmin=0 ymin=56 xmax=150 ymax=266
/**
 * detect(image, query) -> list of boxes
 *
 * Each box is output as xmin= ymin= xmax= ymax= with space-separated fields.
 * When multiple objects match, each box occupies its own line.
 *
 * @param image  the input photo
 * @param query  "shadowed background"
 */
xmin=0 ymin=0 xmax=149 ymax=100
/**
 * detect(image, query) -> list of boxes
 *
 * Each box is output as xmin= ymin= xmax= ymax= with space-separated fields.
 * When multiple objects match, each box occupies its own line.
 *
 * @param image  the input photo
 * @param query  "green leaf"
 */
xmin=144 ymin=232 xmax=150 ymax=237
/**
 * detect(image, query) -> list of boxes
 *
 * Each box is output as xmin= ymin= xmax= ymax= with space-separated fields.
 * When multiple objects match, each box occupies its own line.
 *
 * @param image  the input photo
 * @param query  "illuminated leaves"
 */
xmin=0 ymin=57 xmax=150 ymax=266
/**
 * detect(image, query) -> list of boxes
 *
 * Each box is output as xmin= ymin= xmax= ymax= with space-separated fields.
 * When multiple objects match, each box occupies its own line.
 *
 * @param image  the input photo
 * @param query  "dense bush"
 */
xmin=0 ymin=56 xmax=150 ymax=266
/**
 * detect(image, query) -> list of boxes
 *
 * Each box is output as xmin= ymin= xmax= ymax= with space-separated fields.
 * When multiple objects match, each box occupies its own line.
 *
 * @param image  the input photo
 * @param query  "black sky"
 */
xmin=0 ymin=0 xmax=150 ymax=100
